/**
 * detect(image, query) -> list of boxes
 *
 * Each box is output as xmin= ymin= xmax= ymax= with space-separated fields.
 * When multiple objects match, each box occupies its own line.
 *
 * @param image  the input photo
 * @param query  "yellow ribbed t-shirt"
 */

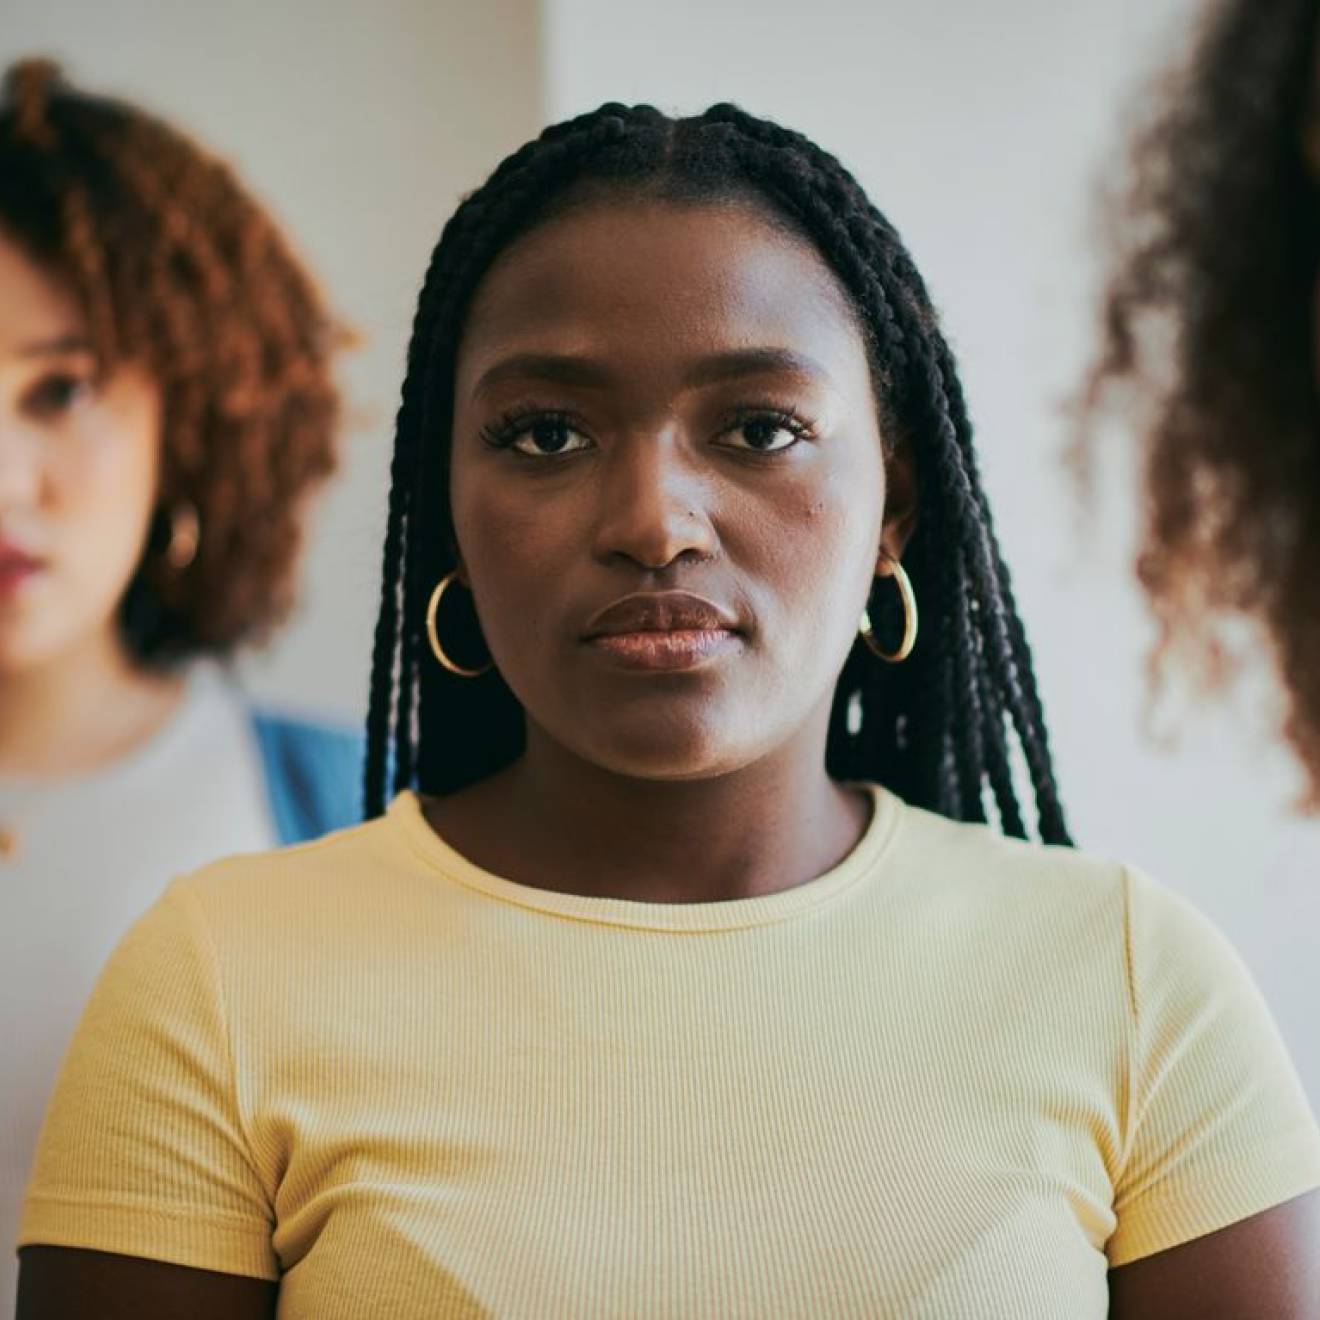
xmin=19 ymin=786 xmax=1320 ymax=1317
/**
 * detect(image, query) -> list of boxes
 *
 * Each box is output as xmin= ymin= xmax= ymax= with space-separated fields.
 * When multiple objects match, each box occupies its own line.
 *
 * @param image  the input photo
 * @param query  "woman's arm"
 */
xmin=1108 ymin=1191 xmax=1320 ymax=1320
xmin=16 ymin=1246 xmax=278 ymax=1320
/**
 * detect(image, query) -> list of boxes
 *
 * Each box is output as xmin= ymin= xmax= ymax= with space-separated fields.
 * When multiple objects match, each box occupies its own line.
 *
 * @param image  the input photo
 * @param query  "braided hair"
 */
xmin=364 ymin=103 xmax=1070 ymax=845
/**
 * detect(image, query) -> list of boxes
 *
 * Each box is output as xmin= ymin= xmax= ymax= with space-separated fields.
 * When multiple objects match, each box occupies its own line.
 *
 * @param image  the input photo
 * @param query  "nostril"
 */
xmin=591 ymin=486 xmax=719 ymax=571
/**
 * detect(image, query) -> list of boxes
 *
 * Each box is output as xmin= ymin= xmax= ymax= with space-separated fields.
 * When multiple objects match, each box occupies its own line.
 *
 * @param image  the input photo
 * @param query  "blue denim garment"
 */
xmin=250 ymin=711 xmax=364 ymax=845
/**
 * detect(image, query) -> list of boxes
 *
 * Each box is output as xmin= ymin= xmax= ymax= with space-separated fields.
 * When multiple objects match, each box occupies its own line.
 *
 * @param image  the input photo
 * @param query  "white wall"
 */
xmin=542 ymin=0 xmax=1320 ymax=1105
xmin=2 ymin=0 xmax=543 ymax=720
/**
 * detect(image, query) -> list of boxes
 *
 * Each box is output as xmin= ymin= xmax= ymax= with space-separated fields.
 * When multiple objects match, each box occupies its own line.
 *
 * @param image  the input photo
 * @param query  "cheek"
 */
xmin=742 ymin=462 xmax=884 ymax=634
xmin=1 ymin=395 xmax=161 ymax=670
xmin=450 ymin=468 xmax=572 ymax=649
xmin=50 ymin=388 xmax=161 ymax=596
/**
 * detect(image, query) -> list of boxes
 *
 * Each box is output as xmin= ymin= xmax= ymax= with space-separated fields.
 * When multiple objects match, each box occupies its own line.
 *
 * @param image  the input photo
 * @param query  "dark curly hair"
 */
xmin=0 ymin=58 xmax=344 ymax=665
xmin=1084 ymin=0 xmax=1320 ymax=804
xmin=364 ymin=102 xmax=1071 ymax=845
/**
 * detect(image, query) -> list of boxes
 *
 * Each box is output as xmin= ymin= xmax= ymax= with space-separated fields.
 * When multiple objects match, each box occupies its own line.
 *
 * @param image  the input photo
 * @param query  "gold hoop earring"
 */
xmin=859 ymin=554 xmax=918 ymax=663
xmin=165 ymin=502 xmax=200 ymax=570
xmin=425 ymin=570 xmax=493 ymax=678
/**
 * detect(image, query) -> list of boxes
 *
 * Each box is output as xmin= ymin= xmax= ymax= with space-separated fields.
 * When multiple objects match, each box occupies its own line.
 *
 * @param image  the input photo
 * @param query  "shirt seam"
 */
xmin=388 ymin=786 xmax=904 ymax=933
xmin=171 ymin=881 xmax=275 ymax=1218
xmin=23 ymin=1190 xmax=271 ymax=1234
xmin=1107 ymin=1139 xmax=1320 ymax=1264
xmin=1114 ymin=864 xmax=1140 ymax=1184
xmin=1111 ymin=1131 xmax=1320 ymax=1214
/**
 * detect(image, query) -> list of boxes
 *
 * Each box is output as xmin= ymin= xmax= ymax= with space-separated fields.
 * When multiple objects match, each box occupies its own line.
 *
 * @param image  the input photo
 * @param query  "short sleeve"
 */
xmin=17 ymin=880 xmax=278 ymax=1281
xmin=1107 ymin=867 xmax=1320 ymax=1266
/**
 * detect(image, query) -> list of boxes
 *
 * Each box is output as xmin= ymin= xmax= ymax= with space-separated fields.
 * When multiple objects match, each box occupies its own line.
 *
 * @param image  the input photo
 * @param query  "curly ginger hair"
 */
xmin=0 ymin=58 xmax=344 ymax=664
xmin=1085 ymin=0 xmax=1320 ymax=804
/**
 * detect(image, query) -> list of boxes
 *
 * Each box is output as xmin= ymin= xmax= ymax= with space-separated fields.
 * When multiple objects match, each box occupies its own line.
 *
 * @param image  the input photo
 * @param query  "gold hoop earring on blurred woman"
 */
xmin=165 ymin=502 xmax=200 ymax=571
xmin=859 ymin=552 xmax=918 ymax=663
xmin=426 ymin=571 xmax=493 ymax=678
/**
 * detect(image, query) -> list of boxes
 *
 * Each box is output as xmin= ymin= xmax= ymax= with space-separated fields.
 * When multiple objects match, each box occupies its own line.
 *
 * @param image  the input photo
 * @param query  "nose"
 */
xmin=590 ymin=432 xmax=719 ymax=571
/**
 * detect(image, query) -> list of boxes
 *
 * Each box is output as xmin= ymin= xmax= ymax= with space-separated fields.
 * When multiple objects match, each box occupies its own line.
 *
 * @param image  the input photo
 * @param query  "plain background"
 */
xmin=5 ymin=0 xmax=1318 ymax=1107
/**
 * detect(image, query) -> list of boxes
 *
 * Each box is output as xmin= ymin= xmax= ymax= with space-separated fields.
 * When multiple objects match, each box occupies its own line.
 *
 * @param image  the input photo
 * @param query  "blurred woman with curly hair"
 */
xmin=0 ymin=59 xmax=361 ymax=1304
xmin=1087 ymin=0 xmax=1320 ymax=806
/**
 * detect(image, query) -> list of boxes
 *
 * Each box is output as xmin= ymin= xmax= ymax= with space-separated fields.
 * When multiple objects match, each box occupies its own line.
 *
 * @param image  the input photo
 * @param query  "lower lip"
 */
xmin=586 ymin=628 xmax=742 ymax=671
xmin=0 ymin=563 xmax=42 ymax=597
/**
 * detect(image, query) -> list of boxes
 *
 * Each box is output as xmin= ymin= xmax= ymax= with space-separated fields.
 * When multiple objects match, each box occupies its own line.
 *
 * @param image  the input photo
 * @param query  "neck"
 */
xmin=0 ymin=628 xmax=187 ymax=779
xmin=426 ymin=701 xmax=871 ymax=904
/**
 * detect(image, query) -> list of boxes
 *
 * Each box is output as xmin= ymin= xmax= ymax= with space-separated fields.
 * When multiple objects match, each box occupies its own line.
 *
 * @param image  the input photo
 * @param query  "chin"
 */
xmin=567 ymin=709 xmax=766 ymax=783
xmin=0 ymin=622 xmax=62 ymax=676
xmin=0 ymin=599 xmax=114 ymax=677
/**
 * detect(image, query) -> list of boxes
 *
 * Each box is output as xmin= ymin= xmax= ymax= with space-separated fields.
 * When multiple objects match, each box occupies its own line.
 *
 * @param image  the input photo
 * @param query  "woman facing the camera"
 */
xmin=0 ymin=59 xmax=361 ymax=1310
xmin=16 ymin=103 xmax=1320 ymax=1318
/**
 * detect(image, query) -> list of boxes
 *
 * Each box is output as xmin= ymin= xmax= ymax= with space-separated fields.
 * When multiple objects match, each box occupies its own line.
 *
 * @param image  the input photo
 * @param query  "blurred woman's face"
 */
xmin=0 ymin=233 xmax=161 ymax=675
xmin=450 ymin=198 xmax=911 ymax=782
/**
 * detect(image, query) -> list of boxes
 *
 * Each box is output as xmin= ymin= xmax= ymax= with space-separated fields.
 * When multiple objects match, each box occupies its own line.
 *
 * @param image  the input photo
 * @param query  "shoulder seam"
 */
xmin=1115 ymin=864 xmax=1140 ymax=1183
xmin=169 ymin=882 xmax=274 ymax=1216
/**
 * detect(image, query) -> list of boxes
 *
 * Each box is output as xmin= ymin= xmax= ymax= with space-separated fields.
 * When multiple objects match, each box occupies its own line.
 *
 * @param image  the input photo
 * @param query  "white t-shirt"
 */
xmin=0 ymin=663 xmax=276 ymax=1305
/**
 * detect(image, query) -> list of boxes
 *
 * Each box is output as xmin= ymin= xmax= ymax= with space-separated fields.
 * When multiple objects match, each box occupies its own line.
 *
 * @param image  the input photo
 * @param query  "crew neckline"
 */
xmin=385 ymin=782 xmax=903 ymax=932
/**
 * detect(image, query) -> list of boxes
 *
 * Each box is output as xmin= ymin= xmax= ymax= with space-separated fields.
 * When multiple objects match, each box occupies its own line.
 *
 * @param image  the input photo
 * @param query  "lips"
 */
xmin=0 ymin=541 xmax=44 ymax=594
xmin=582 ymin=592 xmax=744 ymax=673
xmin=583 ymin=591 xmax=742 ymax=640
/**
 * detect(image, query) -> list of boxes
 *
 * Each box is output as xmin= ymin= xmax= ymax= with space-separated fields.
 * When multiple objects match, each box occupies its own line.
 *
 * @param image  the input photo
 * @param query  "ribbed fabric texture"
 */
xmin=19 ymin=786 xmax=1320 ymax=1318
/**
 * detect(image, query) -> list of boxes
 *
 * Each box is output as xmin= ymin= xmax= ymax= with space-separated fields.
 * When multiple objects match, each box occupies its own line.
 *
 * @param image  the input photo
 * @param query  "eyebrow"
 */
xmin=687 ymin=347 xmax=831 ymax=387
xmin=471 ymin=346 xmax=833 ymax=397
xmin=17 ymin=334 xmax=96 ymax=358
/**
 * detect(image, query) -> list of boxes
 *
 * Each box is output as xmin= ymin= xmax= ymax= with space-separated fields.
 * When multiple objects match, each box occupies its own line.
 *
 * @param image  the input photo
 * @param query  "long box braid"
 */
xmin=364 ymin=102 xmax=1070 ymax=845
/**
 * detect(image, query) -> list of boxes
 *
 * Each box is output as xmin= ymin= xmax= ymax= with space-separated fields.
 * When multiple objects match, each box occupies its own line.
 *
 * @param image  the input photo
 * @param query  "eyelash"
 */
xmin=479 ymin=407 xmax=584 ymax=455
xmin=718 ymin=406 xmax=816 ymax=452
xmin=478 ymin=403 xmax=818 ymax=458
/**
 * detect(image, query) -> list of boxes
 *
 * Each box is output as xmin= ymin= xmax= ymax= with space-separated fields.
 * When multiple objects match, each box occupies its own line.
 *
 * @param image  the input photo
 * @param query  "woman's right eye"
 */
xmin=23 ymin=372 xmax=94 ymax=419
xmin=482 ymin=412 xmax=593 ymax=458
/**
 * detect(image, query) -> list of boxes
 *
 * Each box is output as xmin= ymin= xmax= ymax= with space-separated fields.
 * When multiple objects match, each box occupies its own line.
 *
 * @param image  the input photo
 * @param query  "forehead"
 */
xmin=455 ymin=198 xmax=868 ymax=384
xmin=0 ymin=232 xmax=83 ymax=353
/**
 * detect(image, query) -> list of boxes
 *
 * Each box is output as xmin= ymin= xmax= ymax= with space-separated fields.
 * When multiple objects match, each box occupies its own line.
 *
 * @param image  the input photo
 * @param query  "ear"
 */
xmin=877 ymin=440 xmax=918 ymax=571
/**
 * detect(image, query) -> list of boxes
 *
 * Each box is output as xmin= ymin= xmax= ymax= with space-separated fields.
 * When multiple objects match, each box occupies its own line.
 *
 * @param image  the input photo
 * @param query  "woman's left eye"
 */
xmin=717 ymin=411 xmax=813 ymax=453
